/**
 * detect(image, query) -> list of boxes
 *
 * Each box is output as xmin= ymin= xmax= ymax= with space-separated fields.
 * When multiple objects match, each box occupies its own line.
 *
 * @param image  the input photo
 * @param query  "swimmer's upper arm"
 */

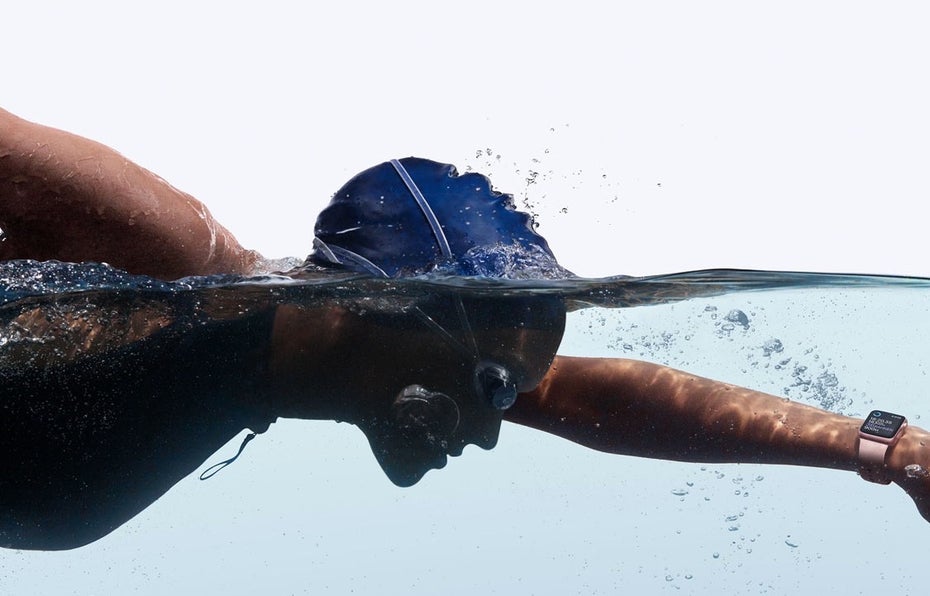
xmin=0 ymin=300 xmax=176 ymax=368
xmin=0 ymin=107 xmax=260 ymax=280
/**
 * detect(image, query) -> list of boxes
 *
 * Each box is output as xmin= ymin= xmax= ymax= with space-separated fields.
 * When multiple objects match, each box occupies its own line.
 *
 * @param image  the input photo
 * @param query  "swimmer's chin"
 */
xmin=359 ymin=424 xmax=455 ymax=486
xmin=379 ymin=442 xmax=495 ymax=486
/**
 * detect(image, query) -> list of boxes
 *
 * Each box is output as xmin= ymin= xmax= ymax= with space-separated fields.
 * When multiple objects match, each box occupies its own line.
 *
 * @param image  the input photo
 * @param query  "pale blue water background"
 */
xmin=2 ymin=264 xmax=928 ymax=594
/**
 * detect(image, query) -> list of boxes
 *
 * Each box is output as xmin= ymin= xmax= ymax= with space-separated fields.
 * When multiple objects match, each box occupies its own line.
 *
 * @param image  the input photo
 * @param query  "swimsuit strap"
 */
xmin=390 ymin=159 xmax=453 ymax=261
xmin=199 ymin=432 xmax=258 ymax=480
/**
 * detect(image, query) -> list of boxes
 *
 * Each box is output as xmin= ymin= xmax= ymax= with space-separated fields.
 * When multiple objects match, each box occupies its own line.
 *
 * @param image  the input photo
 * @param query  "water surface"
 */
xmin=2 ymin=260 xmax=928 ymax=594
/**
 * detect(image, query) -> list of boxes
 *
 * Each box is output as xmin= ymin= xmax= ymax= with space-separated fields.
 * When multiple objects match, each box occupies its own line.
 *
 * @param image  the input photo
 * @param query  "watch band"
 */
xmin=858 ymin=438 xmax=894 ymax=484
xmin=858 ymin=410 xmax=907 ymax=485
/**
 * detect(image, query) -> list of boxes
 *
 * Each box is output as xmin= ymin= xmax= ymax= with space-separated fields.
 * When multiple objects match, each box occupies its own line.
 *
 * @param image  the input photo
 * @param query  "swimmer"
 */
xmin=3 ymin=107 xmax=930 ymax=550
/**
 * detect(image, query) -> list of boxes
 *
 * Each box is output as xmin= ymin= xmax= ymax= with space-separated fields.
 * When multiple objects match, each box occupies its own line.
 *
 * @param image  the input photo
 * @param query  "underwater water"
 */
xmin=1 ymin=261 xmax=929 ymax=594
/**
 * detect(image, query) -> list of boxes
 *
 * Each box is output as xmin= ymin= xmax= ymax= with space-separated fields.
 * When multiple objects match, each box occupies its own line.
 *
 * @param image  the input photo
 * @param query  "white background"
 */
xmin=6 ymin=2 xmax=929 ymax=279
xmin=3 ymin=2 xmax=930 ymax=594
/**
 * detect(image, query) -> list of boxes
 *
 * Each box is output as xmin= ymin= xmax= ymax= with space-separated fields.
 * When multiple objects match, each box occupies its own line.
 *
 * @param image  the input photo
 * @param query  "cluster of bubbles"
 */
xmin=578 ymin=300 xmax=855 ymax=415
xmin=569 ymin=291 xmax=870 ymax=579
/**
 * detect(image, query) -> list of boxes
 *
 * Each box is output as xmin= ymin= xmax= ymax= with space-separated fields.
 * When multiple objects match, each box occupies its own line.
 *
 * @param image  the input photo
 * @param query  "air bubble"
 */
xmin=725 ymin=309 xmax=750 ymax=329
xmin=905 ymin=464 xmax=928 ymax=479
xmin=762 ymin=339 xmax=783 ymax=357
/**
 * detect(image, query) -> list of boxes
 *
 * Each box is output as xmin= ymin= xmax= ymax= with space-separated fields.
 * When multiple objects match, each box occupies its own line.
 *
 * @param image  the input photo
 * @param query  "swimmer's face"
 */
xmin=350 ymin=296 xmax=565 ymax=487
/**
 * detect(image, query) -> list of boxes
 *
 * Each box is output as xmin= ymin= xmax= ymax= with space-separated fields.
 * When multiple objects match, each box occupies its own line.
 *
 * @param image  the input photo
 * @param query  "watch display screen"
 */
xmin=860 ymin=410 xmax=906 ymax=439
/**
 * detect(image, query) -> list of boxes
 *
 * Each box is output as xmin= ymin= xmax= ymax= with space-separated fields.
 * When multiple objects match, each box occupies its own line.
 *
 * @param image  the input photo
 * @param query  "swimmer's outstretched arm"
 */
xmin=0 ymin=107 xmax=259 ymax=280
xmin=509 ymin=356 xmax=930 ymax=521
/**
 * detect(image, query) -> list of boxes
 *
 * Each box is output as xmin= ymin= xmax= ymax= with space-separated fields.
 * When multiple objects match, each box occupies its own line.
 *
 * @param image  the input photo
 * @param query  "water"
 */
xmin=2 ymin=260 xmax=929 ymax=593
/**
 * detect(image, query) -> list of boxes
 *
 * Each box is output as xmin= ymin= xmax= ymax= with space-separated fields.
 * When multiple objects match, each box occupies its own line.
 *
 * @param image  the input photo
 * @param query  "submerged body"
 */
xmin=3 ymin=107 xmax=930 ymax=551
xmin=0 ymin=262 xmax=565 ymax=549
xmin=0 ymin=285 xmax=272 ymax=548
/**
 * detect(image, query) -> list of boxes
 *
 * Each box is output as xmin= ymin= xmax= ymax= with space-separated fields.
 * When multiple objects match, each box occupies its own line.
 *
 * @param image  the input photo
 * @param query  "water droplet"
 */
xmin=905 ymin=464 xmax=928 ymax=478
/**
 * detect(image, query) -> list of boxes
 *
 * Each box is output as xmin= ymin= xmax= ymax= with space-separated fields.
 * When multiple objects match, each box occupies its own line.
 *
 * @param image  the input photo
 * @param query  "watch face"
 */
xmin=860 ymin=410 xmax=906 ymax=439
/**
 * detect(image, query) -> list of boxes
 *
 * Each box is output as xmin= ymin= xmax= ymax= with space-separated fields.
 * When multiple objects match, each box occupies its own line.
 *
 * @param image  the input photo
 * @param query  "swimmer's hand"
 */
xmin=889 ymin=426 xmax=930 ymax=523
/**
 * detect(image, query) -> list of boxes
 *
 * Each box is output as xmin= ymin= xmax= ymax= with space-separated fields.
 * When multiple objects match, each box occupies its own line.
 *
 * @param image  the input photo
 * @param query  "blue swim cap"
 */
xmin=310 ymin=157 xmax=563 ymax=278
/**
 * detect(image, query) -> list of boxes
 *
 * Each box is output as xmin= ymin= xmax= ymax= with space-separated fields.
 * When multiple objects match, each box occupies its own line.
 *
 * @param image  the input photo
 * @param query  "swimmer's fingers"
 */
xmin=889 ymin=428 xmax=930 ymax=523
xmin=895 ymin=474 xmax=930 ymax=523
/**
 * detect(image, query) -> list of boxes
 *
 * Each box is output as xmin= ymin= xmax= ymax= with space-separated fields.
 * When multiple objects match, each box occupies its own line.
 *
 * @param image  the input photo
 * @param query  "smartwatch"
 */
xmin=858 ymin=410 xmax=907 ymax=484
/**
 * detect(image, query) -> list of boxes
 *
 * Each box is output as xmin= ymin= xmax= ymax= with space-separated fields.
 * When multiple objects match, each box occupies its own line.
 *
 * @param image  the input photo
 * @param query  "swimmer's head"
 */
xmin=309 ymin=157 xmax=569 ymax=279
xmin=303 ymin=157 xmax=568 ymax=486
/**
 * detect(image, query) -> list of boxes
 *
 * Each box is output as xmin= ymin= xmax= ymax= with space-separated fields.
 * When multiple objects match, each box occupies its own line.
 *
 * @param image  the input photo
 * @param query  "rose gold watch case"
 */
xmin=858 ymin=417 xmax=907 ymax=484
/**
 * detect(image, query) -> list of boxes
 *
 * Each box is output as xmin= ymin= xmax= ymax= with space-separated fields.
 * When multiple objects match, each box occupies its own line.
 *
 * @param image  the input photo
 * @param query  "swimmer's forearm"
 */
xmin=0 ymin=107 xmax=259 ymax=279
xmin=509 ymin=356 xmax=863 ymax=471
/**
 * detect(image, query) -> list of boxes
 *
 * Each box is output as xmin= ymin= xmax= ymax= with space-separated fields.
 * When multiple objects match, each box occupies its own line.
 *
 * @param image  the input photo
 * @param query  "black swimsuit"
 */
xmin=0 ymin=300 xmax=276 ymax=550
